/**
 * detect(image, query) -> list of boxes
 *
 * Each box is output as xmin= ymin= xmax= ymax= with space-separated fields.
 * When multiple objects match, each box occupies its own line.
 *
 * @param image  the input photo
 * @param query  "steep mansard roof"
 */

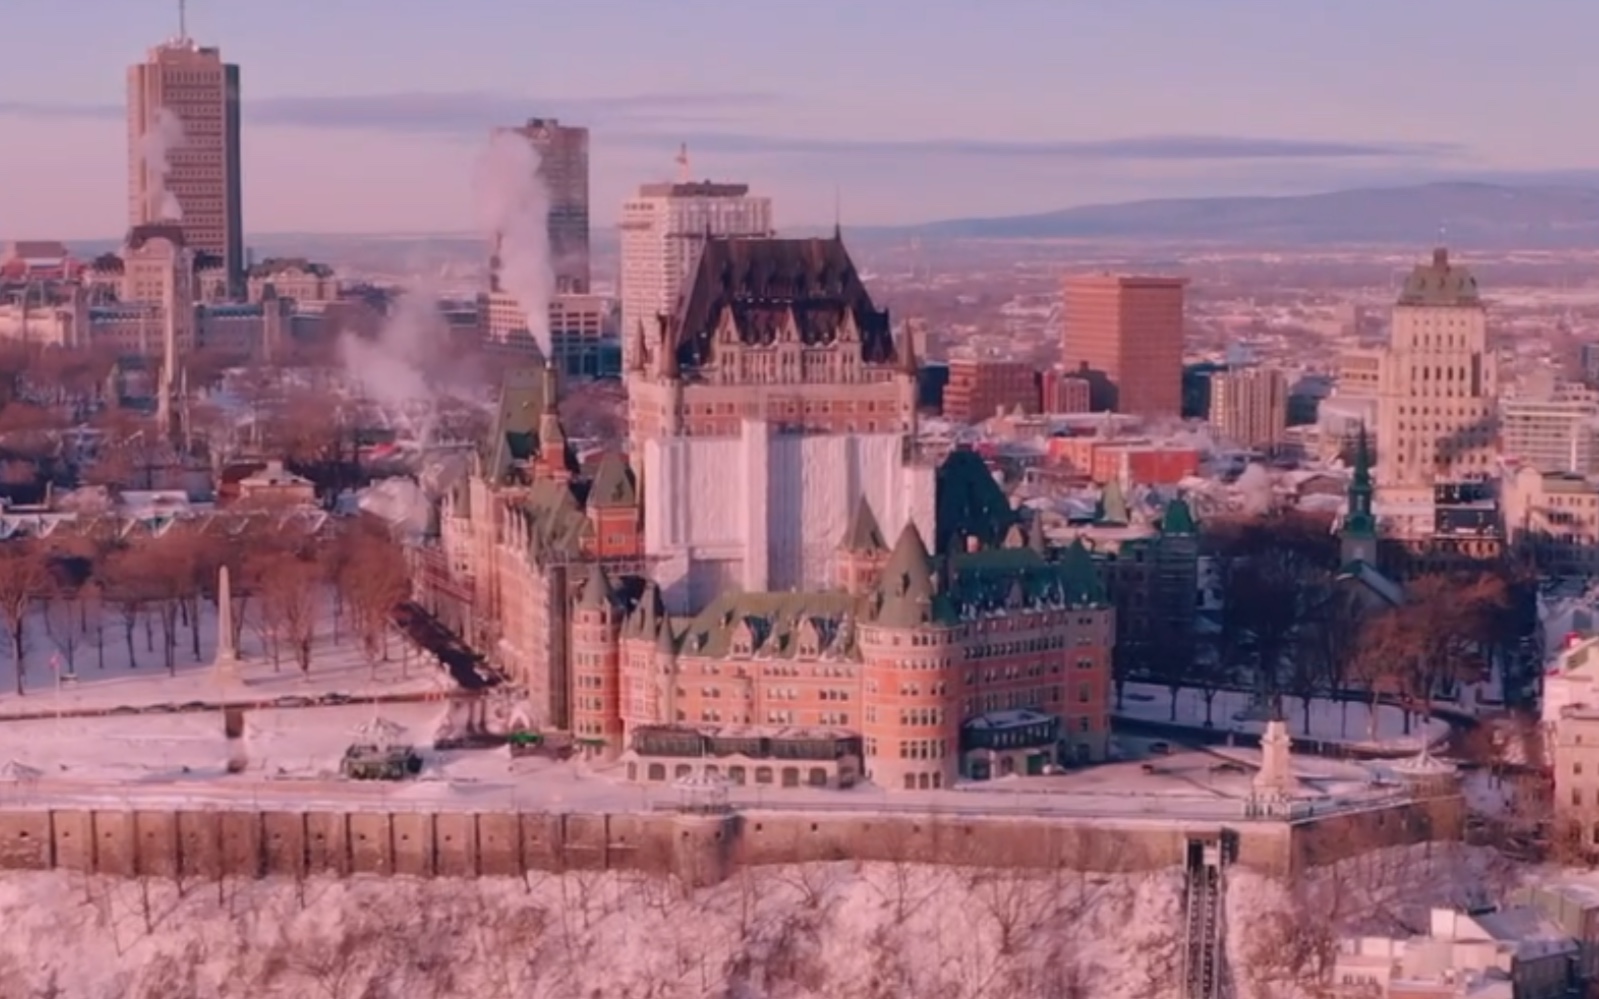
xmin=660 ymin=234 xmax=898 ymax=370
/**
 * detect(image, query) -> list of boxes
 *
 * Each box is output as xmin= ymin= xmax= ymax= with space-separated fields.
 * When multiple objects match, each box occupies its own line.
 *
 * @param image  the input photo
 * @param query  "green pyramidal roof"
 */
xmin=575 ymin=561 xmax=614 ymax=611
xmin=1098 ymin=479 xmax=1130 ymax=526
xmin=1161 ymin=497 xmax=1197 ymax=535
xmin=589 ymin=452 xmax=638 ymax=509
xmin=840 ymin=495 xmax=888 ymax=552
xmin=873 ymin=521 xmax=959 ymax=628
xmin=1058 ymin=538 xmax=1107 ymax=605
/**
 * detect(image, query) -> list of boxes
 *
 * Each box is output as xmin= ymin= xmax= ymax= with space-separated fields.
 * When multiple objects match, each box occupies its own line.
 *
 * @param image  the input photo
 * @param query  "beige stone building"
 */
xmin=1375 ymin=248 xmax=1497 ymax=524
xmin=1502 ymin=466 xmax=1599 ymax=577
xmin=1545 ymin=636 xmax=1599 ymax=854
xmin=246 ymin=259 xmax=338 ymax=309
xmin=1500 ymin=371 xmax=1599 ymax=474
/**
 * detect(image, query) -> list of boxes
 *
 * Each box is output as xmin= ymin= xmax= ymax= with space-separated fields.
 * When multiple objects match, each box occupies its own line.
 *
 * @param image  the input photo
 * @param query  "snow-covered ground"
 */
xmin=0 ymin=595 xmax=448 ymax=719
xmin=1117 ymin=682 xmax=1452 ymax=753
xmin=0 ymin=843 xmax=1521 ymax=999
xmin=0 ymin=709 xmax=1421 ymax=821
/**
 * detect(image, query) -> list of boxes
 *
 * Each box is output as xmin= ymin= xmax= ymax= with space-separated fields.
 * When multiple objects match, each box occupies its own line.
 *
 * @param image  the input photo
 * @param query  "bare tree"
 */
xmin=101 ymin=545 xmax=159 ymax=671
xmin=259 ymin=553 xmax=320 ymax=674
xmin=0 ymin=542 xmax=51 ymax=694
xmin=43 ymin=560 xmax=88 ymax=674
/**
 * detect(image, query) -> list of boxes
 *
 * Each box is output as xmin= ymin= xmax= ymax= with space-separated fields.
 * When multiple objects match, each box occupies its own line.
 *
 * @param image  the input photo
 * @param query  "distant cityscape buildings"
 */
xmin=1060 ymin=274 xmax=1187 ymax=419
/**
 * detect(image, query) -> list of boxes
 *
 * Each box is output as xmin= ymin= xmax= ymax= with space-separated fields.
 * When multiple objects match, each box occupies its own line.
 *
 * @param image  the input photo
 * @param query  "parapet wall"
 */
xmin=0 ymin=795 xmax=1456 ymax=885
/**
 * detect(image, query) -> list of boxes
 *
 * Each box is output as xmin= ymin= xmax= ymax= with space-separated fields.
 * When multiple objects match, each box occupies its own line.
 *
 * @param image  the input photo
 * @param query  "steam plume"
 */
xmin=474 ymin=130 xmax=553 ymax=360
xmin=337 ymin=283 xmax=488 ymax=443
xmin=138 ymin=107 xmax=186 ymax=221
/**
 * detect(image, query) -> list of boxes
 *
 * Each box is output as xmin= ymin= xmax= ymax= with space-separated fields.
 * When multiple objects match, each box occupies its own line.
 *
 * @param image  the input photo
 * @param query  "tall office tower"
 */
xmin=1375 ymin=248 xmax=1497 ymax=503
xmin=619 ymin=165 xmax=773 ymax=372
xmin=127 ymin=18 xmax=243 ymax=298
xmin=491 ymin=118 xmax=590 ymax=294
xmin=1208 ymin=365 xmax=1289 ymax=452
xmin=1061 ymin=274 xmax=1187 ymax=418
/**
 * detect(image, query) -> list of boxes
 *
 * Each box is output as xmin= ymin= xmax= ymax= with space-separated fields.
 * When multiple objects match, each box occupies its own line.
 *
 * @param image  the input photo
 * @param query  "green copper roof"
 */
xmin=1344 ymin=423 xmax=1377 ymax=538
xmin=840 ymin=495 xmax=888 ymax=552
xmin=945 ymin=541 xmax=1108 ymax=612
xmin=873 ymin=521 xmax=960 ymax=628
xmin=1097 ymin=478 xmax=1130 ymax=526
xmin=934 ymin=448 xmax=1016 ymax=554
xmin=588 ymin=452 xmax=638 ymax=509
xmin=484 ymin=366 xmax=546 ymax=483
xmin=1160 ymin=497 xmax=1197 ymax=535
xmin=1057 ymin=539 xmax=1107 ymax=605
xmin=575 ymin=561 xmax=614 ymax=612
xmin=1397 ymin=247 xmax=1480 ymax=308
xmin=670 ymin=590 xmax=861 ymax=660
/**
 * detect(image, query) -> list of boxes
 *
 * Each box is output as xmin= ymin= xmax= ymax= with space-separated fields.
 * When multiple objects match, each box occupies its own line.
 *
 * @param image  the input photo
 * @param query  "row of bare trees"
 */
xmin=1186 ymin=511 xmax=1525 ymax=737
xmin=0 ymin=513 xmax=410 ymax=694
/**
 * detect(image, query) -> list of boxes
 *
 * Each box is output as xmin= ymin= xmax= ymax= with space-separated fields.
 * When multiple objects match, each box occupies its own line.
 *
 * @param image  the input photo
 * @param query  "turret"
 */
xmin=836 ymin=494 xmax=890 ymax=594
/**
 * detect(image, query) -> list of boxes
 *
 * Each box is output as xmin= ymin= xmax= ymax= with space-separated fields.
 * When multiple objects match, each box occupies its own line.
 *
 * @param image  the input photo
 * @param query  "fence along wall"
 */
xmin=0 ymin=799 xmax=1457 ymax=885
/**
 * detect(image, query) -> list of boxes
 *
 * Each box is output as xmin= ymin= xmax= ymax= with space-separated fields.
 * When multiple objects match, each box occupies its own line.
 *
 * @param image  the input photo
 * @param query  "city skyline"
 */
xmin=5 ymin=0 xmax=1599 ymax=237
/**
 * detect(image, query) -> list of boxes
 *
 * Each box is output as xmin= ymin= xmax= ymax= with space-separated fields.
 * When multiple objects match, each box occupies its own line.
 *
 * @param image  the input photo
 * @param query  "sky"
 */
xmin=3 ymin=0 xmax=1599 ymax=239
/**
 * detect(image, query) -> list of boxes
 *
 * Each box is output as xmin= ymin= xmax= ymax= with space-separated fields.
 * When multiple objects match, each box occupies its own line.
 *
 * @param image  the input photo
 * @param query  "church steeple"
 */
xmin=1341 ymin=424 xmax=1378 ymax=566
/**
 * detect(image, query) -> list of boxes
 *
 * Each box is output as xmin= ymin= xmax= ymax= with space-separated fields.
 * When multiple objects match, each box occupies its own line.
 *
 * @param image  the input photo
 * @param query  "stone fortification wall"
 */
xmin=0 ymin=796 xmax=1453 ymax=885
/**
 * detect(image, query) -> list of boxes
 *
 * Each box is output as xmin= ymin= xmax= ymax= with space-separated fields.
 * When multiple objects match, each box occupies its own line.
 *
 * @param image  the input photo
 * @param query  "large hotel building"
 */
xmin=1061 ymin=274 xmax=1187 ymax=419
xmin=127 ymin=31 xmax=243 ymax=297
xmin=421 ymin=229 xmax=1126 ymax=791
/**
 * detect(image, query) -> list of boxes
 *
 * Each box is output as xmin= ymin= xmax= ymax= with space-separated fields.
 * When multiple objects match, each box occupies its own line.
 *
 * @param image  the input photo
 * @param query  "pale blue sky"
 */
xmin=2 ymin=0 xmax=1597 ymax=238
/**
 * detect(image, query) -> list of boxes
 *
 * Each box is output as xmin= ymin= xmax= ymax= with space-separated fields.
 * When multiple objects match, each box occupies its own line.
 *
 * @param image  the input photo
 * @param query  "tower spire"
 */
xmin=178 ymin=0 xmax=188 ymax=40
xmin=1340 ymin=422 xmax=1378 ymax=566
xmin=675 ymin=143 xmax=690 ymax=183
xmin=833 ymin=185 xmax=842 ymax=240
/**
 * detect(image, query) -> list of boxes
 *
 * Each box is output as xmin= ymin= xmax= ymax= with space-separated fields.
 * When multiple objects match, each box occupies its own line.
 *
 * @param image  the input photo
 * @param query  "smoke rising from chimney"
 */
xmin=474 ymin=130 xmax=553 ymax=361
xmin=139 ymin=107 xmax=186 ymax=221
xmin=337 ymin=283 xmax=488 ymax=443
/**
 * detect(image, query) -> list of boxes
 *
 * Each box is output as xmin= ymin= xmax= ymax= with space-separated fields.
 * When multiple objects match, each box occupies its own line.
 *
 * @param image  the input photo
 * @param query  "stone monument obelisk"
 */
xmin=215 ymin=565 xmax=238 ymax=676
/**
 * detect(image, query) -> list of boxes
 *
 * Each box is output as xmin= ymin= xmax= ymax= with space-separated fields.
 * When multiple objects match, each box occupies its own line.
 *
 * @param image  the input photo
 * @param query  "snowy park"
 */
xmin=0 ymin=588 xmax=448 ymax=720
xmin=1115 ymin=681 xmax=1452 ymax=754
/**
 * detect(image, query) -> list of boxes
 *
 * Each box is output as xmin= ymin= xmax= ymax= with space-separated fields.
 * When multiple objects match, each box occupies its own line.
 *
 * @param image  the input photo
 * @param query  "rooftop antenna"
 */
xmin=675 ymin=143 xmax=690 ymax=183
xmin=178 ymin=0 xmax=188 ymax=40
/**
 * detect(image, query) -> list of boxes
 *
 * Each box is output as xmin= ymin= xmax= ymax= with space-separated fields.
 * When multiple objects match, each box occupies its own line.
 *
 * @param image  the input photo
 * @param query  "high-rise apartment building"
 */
xmin=127 ymin=30 xmax=243 ymax=297
xmin=1500 ymin=375 xmax=1599 ymax=475
xmin=491 ymin=118 xmax=590 ymax=294
xmin=1208 ymin=365 xmax=1289 ymax=452
xmin=1061 ymin=274 xmax=1186 ymax=418
xmin=1375 ymin=248 xmax=1497 ymax=502
xmin=619 ymin=179 xmax=773 ymax=372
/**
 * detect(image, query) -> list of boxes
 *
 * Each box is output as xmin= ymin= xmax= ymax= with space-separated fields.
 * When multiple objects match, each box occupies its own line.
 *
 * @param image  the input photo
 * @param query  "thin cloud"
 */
xmin=0 ymin=90 xmax=783 ymax=133
xmin=0 ymin=92 xmax=1462 ymax=163
xmin=611 ymin=131 xmax=1463 ymax=162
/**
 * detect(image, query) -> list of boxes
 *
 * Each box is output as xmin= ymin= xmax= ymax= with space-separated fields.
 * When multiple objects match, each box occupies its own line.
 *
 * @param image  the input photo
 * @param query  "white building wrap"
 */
xmin=644 ymin=420 xmax=935 ymax=611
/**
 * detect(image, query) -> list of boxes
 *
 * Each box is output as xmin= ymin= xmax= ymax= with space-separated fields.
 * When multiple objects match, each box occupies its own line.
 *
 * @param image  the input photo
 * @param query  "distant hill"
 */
xmin=869 ymin=182 xmax=1599 ymax=247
